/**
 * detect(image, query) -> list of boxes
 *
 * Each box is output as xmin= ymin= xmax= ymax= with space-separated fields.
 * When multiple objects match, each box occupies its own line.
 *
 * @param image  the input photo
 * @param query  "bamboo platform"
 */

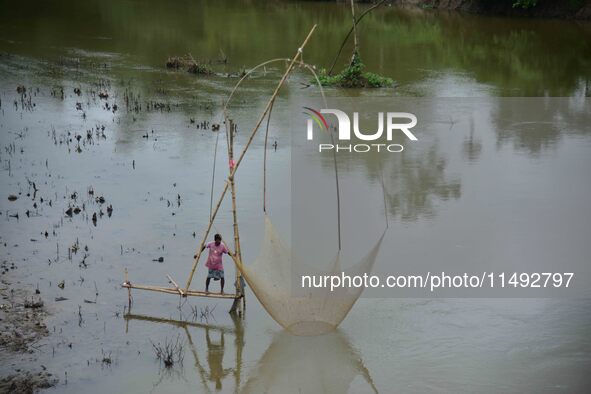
xmin=123 ymin=281 xmax=240 ymax=299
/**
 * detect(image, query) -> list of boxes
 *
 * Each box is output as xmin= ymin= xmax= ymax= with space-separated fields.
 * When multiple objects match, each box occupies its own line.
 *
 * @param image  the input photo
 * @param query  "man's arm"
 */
xmin=194 ymin=244 xmax=206 ymax=259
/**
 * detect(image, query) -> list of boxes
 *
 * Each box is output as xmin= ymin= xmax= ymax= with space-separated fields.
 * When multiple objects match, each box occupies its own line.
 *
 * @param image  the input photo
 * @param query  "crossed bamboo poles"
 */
xmin=123 ymin=25 xmax=318 ymax=311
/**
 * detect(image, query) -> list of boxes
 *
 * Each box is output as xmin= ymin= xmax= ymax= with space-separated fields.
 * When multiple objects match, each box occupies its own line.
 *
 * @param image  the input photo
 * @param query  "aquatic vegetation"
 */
xmin=319 ymin=0 xmax=393 ymax=89
xmin=187 ymin=62 xmax=214 ymax=75
xmin=317 ymin=52 xmax=393 ymax=88
xmin=166 ymin=55 xmax=213 ymax=75
xmin=151 ymin=336 xmax=185 ymax=368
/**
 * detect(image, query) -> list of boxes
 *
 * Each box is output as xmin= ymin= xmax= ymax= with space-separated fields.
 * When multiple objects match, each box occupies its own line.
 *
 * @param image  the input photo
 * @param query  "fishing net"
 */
xmin=240 ymin=214 xmax=385 ymax=336
xmin=199 ymin=34 xmax=386 ymax=335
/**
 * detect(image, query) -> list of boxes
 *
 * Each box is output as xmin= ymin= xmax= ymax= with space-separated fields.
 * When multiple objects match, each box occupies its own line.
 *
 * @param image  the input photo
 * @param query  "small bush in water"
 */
xmin=317 ymin=52 xmax=394 ymax=88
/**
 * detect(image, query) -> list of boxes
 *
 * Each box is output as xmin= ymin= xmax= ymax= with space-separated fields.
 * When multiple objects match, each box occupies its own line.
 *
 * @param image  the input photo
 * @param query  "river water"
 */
xmin=1 ymin=0 xmax=590 ymax=392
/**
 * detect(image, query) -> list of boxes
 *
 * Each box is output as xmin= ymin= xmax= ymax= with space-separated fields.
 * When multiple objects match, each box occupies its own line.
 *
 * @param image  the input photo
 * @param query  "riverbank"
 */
xmin=385 ymin=0 xmax=591 ymax=20
xmin=0 ymin=275 xmax=57 ymax=393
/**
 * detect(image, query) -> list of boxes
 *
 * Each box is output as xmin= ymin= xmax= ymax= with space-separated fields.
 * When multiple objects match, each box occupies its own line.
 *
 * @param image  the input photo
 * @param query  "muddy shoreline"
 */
xmin=0 ymin=275 xmax=57 ymax=393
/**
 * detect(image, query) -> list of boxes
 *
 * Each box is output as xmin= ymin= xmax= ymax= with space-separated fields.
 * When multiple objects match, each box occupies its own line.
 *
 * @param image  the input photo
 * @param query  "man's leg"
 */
xmin=220 ymin=278 xmax=225 ymax=293
xmin=206 ymin=277 xmax=211 ymax=292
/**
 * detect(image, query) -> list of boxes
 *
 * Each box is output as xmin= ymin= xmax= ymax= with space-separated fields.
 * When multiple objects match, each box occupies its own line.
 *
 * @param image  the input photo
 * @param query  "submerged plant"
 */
xmin=151 ymin=335 xmax=185 ymax=368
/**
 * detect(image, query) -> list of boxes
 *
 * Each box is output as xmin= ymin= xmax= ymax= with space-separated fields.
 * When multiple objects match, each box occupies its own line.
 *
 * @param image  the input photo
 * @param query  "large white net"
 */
xmin=240 ymin=215 xmax=385 ymax=336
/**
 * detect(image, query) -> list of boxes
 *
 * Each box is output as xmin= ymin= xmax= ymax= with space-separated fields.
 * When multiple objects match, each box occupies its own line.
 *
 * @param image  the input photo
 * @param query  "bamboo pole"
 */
xmin=167 ymin=274 xmax=184 ymax=296
xmin=123 ymin=282 xmax=239 ymax=299
xmin=183 ymin=25 xmax=317 ymax=293
xmin=125 ymin=268 xmax=131 ymax=306
xmin=229 ymin=122 xmax=242 ymax=268
xmin=262 ymin=100 xmax=275 ymax=213
xmin=209 ymin=129 xmax=221 ymax=220
xmin=327 ymin=0 xmax=387 ymax=75
xmin=350 ymin=0 xmax=359 ymax=57
xmin=226 ymin=118 xmax=244 ymax=314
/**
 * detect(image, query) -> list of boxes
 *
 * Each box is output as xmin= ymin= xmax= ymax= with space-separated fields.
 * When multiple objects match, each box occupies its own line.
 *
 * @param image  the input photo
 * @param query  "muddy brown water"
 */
xmin=1 ymin=0 xmax=591 ymax=392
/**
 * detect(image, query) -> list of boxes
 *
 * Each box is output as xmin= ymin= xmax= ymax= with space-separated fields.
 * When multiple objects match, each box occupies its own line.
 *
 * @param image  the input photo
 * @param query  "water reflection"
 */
xmin=124 ymin=311 xmax=377 ymax=393
xmin=241 ymin=330 xmax=377 ymax=394
xmin=311 ymin=135 xmax=462 ymax=223
xmin=492 ymin=98 xmax=591 ymax=155
xmin=462 ymin=115 xmax=482 ymax=163
xmin=124 ymin=312 xmax=245 ymax=392
xmin=308 ymin=97 xmax=589 ymax=228
xmin=204 ymin=328 xmax=228 ymax=390
xmin=383 ymin=146 xmax=461 ymax=221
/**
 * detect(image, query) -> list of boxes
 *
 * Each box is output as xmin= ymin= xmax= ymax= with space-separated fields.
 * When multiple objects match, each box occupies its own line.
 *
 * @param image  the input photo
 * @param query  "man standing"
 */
xmin=203 ymin=234 xmax=231 ymax=293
